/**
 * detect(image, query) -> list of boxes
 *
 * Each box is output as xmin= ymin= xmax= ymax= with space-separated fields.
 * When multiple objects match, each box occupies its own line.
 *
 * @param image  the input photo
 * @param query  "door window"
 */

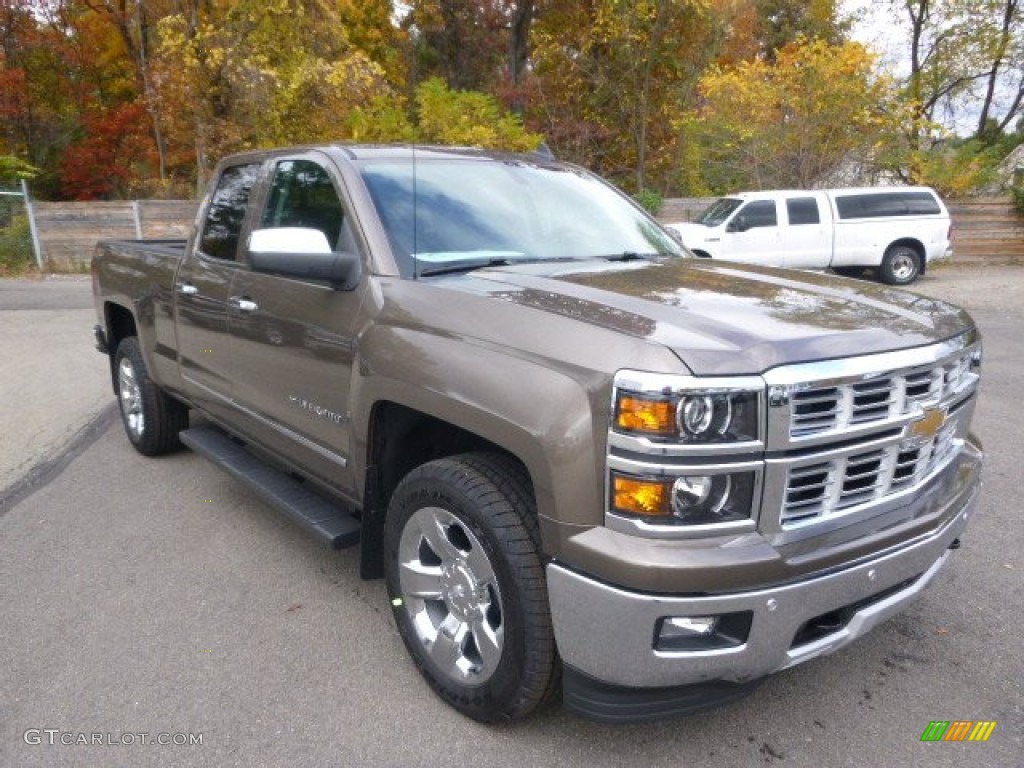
xmin=734 ymin=200 xmax=777 ymax=229
xmin=198 ymin=163 xmax=262 ymax=260
xmin=786 ymin=197 xmax=820 ymax=225
xmin=261 ymin=160 xmax=346 ymax=250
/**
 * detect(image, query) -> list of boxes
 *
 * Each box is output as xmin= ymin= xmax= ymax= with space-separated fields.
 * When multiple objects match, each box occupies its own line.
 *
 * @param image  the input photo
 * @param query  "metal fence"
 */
xmin=0 ymin=181 xmax=42 ymax=270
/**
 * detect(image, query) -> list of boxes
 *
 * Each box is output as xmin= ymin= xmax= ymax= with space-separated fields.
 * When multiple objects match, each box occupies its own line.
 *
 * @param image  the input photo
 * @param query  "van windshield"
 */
xmin=696 ymin=198 xmax=743 ymax=226
xmin=358 ymin=157 xmax=683 ymax=278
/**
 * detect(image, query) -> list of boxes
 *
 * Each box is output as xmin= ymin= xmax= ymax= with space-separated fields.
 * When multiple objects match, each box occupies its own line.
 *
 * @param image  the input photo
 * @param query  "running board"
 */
xmin=180 ymin=426 xmax=360 ymax=549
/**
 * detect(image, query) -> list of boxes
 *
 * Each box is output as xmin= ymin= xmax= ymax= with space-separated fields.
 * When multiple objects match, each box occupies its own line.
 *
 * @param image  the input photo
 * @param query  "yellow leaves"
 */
xmin=694 ymin=38 xmax=905 ymax=188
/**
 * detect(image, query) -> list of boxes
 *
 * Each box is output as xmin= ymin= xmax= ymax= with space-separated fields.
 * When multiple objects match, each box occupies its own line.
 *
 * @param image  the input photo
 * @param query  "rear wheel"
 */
xmin=384 ymin=452 xmax=558 ymax=722
xmin=879 ymin=245 xmax=921 ymax=285
xmin=114 ymin=336 xmax=189 ymax=455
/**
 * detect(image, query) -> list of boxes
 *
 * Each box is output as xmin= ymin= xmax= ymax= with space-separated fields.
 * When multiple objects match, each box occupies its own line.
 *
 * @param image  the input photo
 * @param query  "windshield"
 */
xmin=696 ymin=197 xmax=743 ymax=227
xmin=358 ymin=156 xmax=683 ymax=278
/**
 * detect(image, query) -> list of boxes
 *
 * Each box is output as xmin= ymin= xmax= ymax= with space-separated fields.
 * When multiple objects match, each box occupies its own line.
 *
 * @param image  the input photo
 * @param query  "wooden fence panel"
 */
xmin=27 ymin=195 xmax=1023 ymax=268
xmin=33 ymin=200 xmax=198 ymax=268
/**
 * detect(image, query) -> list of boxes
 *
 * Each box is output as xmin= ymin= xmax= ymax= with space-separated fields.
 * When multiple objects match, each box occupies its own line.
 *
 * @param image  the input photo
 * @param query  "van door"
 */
xmin=780 ymin=195 xmax=830 ymax=269
xmin=720 ymin=199 xmax=782 ymax=265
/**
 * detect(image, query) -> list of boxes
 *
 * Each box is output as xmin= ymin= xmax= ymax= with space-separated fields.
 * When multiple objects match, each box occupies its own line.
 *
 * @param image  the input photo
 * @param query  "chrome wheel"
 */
xmin=397 ymin=506 xmax=504 ymax=685
xmin=881 ymin=245 xmax=920 ymax=285
xmin=118 ymin=356 xmax=145 ymax=440
xmin=890 ymin=251 xmax=916 ymax=281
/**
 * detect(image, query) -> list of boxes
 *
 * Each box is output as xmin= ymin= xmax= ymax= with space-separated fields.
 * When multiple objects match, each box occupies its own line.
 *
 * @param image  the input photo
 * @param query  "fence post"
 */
xmin=131 ymin=200 xmax=143 ymax=239
xmin=20 ymin=179 xmax=43 ymax=270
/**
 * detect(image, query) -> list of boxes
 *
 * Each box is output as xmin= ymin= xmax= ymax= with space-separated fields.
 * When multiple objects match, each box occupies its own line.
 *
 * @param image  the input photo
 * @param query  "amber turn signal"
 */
xmin=612 ymin=475 xmax=672 ymax=517
xmin=615 ymin=395 xmax=676 ymax=436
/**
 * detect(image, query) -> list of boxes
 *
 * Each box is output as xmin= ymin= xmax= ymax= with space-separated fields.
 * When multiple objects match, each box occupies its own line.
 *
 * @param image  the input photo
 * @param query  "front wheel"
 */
xmin=879 ymin=245 xmax=921 ymax=285
xmin=114 ymin=336 xmax=188 ymax=455
xmin=384 ymin=453 xmax=558 ymax=722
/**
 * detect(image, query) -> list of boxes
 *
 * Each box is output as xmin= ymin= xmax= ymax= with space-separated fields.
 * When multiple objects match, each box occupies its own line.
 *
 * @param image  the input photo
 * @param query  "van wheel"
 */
xmin=879 ymin=246 xmax=921 ymax=285
xmin=384 ymin=453 xmax=559 ymax=722
xmin=114 ymin=336 xmax=189 ymax=455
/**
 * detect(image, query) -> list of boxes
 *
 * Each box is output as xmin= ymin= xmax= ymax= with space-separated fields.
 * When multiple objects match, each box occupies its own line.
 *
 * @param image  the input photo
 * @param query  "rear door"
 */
xmin=226 ymin=154 xmax=366 ymax=493
xmin=175 ymin=161 xmax=262 ymax=419
xmin=780 ymin=195 xmax=830 ymax=269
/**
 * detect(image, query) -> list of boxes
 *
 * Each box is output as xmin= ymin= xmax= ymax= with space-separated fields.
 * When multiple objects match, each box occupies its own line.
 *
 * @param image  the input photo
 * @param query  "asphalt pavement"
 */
xmin=0 ymin=268 xmax=1021 ymax=767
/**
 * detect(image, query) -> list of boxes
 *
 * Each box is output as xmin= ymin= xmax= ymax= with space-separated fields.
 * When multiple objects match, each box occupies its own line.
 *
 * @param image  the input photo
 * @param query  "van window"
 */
xmin=734 ymin=200 xmax=777 ymax=229
xmin=786 ymin=197 xmax=820 ymax=225
xmin=834 ymin=191 xmax=941 ymax=220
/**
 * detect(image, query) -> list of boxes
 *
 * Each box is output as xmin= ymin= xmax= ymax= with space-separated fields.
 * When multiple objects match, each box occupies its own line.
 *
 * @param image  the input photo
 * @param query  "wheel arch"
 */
xmin=103 ymin=301 xmax=138 ymax=393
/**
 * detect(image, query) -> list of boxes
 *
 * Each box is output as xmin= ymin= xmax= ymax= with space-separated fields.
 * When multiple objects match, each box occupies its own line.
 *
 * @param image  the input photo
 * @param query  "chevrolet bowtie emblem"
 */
xmin=909 ymin=406 xmax=948 ymax=442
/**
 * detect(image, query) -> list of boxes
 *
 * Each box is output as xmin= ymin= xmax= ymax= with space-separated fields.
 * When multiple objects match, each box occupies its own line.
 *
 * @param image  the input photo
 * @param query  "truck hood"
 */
xmin=666 ymin=221 xmax=717 ymax=245
xmin=448 ymin=258 xmax=974 ymax=375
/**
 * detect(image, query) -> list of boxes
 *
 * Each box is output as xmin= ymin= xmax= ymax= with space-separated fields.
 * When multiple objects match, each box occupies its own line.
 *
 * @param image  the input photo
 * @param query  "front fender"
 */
xmin=350 ymin=324 xmax=606 ymax=538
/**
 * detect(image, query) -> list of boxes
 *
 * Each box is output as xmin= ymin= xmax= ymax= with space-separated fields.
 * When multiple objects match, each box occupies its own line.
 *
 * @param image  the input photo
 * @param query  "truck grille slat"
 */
xmin=778 ymin=342 xmax=977 ymax=528
xmin=787 ymin=351 xmax=976 ymax=440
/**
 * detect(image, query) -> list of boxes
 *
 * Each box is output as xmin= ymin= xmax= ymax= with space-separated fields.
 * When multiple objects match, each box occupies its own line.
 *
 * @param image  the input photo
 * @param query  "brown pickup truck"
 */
xmin=92 ymin=145 xmax=983 ymax=723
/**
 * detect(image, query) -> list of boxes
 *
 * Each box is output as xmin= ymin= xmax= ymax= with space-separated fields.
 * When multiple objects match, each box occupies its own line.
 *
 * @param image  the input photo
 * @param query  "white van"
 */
xmin=666 ymin=187 xmax=953 ymax=285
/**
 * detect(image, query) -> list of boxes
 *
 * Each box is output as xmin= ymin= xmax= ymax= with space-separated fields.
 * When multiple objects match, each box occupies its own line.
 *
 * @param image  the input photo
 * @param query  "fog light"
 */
xmin=663 ymin=616 xmax=718 ymax=638
xmin=655 ymin=612 xmax=753 ymax=652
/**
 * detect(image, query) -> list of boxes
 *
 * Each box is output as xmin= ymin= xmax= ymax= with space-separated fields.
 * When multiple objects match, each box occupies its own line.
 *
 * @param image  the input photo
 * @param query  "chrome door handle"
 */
xmin=178 ymin=282 xmax=198 ymax=296
xmin=229 ymin=296 xmax=259 ymax=313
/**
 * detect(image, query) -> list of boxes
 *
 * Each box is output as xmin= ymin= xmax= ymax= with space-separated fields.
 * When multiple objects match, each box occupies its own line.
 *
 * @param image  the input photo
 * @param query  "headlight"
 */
xmin=614 ymin=387 xmax=759 ymax=444
xmin=611 ymin=470 xmax=756 ymax=525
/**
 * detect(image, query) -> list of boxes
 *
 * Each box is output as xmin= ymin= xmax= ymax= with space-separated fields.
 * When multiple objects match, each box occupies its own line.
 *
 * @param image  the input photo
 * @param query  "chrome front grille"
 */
xmin=789 ymin=350 xmax=974 ymax=439
xmin=781 ymin=406 xmax=961 ymax=525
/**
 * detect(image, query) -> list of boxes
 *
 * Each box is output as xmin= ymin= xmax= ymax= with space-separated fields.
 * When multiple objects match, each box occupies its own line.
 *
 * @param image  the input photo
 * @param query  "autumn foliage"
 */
xmin=1 ymin=0 xmax=1021 ymax=200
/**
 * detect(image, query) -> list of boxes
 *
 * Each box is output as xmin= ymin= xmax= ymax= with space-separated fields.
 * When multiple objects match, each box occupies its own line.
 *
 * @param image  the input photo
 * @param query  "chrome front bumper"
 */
xmin=548 ymin=483 xmax=978 ymax=691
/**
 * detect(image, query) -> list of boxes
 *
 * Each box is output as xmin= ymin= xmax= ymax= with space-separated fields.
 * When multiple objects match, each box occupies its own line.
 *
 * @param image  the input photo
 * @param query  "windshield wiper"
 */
xmin=417 ymin=255 xmax=582 ymax=277
xmin=418 ymin=257 xmax=512 ymax=277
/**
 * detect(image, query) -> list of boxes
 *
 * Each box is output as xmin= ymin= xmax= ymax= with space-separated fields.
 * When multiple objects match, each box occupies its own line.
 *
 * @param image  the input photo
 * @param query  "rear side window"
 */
xmin=835 ymin=191 xmax=941 ymax=220
xmin=786 ymin=197 xmax=820 ymax=225
xmin=735 ymin=200 xmax=777 ymax=229
xmin=198 ymin=163 xmax=262 ymax=260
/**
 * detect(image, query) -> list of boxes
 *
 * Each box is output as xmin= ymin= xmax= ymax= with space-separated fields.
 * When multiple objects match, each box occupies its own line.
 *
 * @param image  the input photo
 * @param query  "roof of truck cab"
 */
xmin=215 ymin=143 xmax=560 ymax=167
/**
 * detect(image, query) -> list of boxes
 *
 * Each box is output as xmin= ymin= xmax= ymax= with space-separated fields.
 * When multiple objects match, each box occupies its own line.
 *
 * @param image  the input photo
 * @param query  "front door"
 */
xmin=720 ymin=199 xmax=782 ymax=265
xmin=227 ymin=155 xmax=365 ymax=494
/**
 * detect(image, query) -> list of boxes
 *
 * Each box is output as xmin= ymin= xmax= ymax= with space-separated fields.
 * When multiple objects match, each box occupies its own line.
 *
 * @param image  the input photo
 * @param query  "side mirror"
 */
xmin=727 ymin=215 xmax=747 ymax=233
xmin=248 ymin=227 xmax=361 ymax=291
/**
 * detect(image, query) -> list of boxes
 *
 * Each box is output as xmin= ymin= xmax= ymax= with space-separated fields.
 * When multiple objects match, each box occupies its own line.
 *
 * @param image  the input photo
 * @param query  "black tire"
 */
xmin=113 ymin=336 xmax=189 ymax=455
xmin=879 ymin=245 xmax=921 ymax=285
xmin=384 ymin=452 xmax=559 ymax=722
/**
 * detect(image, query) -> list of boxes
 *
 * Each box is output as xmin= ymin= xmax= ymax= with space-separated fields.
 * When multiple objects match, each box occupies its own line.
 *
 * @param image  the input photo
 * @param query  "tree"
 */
xmin=344 ymin=77 xmax=540 ymax=150
xmin=692 ymin=38 xmax=907 ymax=191
xmin=755 ymin=0 xmax=846 ymax=61
xmin=153 ymin=0 xmax=394 ymax=189
xmin=528 ymin=0 xmax=738 ymax=194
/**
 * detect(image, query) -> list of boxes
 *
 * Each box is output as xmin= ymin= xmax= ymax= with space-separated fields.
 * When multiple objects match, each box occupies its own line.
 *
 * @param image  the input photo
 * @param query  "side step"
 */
xmin=180 ymin=426 xmax=360 ymax=549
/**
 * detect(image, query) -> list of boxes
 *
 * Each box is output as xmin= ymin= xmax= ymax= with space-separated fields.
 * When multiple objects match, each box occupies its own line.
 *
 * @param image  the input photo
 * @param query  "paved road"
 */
xmin=1 ymin=269 xmax=1021 ymax=767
